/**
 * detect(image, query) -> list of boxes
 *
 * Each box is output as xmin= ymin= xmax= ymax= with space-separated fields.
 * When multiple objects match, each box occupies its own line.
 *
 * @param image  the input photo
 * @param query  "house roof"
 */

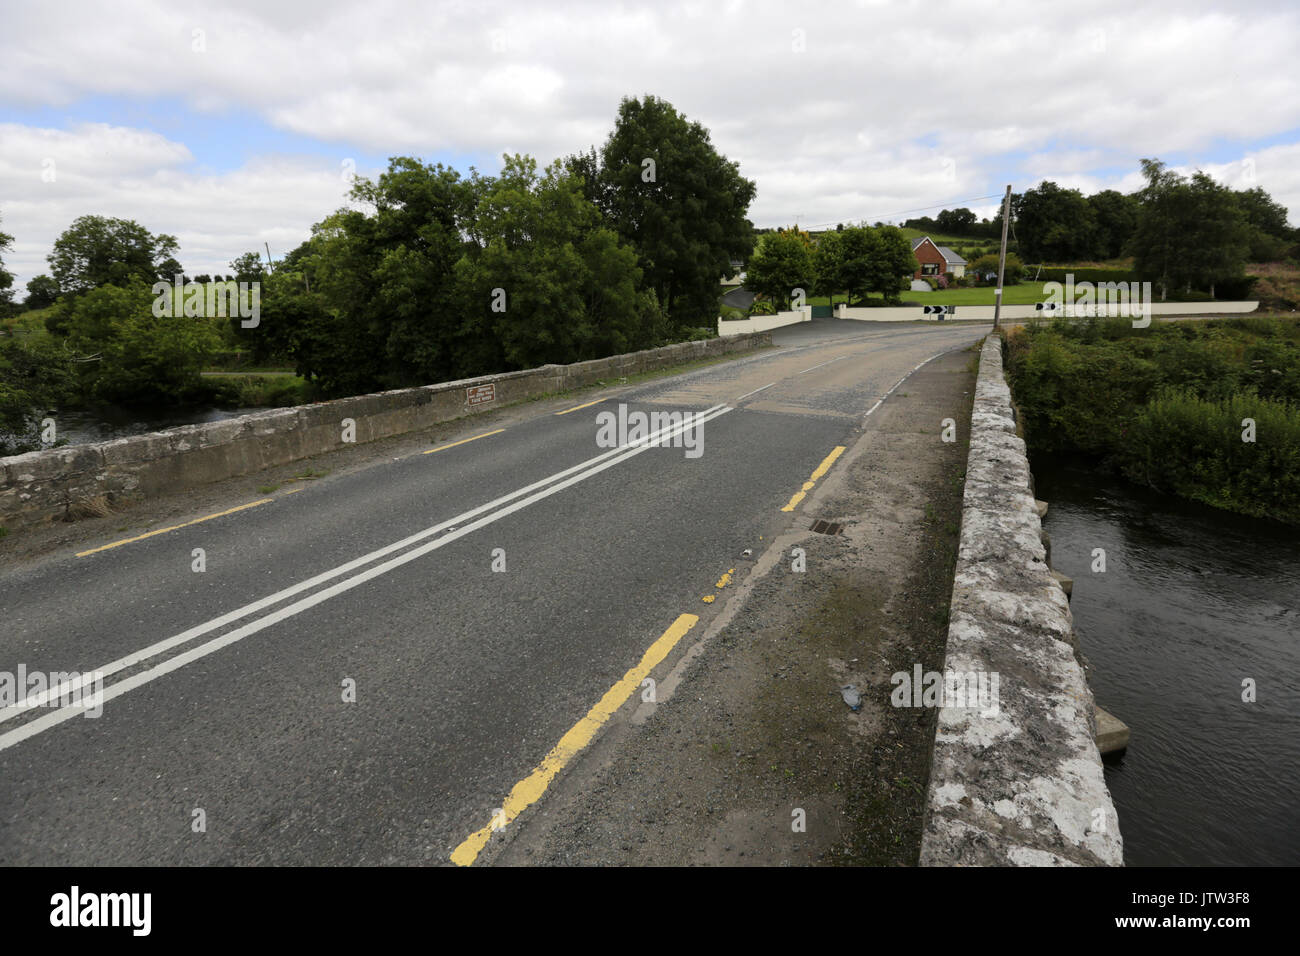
xmin=911 ymin=236 xmax=967 ymax=265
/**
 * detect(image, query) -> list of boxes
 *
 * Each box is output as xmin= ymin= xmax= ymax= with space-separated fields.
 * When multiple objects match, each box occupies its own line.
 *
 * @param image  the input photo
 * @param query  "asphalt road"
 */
xmin=0 ymin=319 xmax=984 ymax=865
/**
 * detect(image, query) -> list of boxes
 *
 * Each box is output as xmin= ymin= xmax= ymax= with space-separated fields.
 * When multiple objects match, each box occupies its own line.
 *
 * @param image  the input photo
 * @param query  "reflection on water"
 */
xmin=47 ymin=406 xmax=272 ymax=447
xmin=1036 ymin=462 xmax=1300 ymax=866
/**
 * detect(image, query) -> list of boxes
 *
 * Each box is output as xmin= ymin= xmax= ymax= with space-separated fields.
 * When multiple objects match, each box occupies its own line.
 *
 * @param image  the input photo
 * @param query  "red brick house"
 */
xmin=911 ymin=236 xmax=967 ymax=280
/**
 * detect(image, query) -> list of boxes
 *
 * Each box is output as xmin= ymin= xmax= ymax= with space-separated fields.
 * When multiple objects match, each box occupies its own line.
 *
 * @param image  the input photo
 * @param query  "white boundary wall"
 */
xmin=836 ymin=301 xmax=1259 ymax=323
xmin=717 ymin=307 xmax=812 ymax=336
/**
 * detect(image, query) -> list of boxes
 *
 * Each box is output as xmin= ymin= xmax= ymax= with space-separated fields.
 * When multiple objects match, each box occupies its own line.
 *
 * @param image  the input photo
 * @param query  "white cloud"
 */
xmin=2 ymin=0 xmax=1299 ymax=290
xmin=0 ymin=123 xmax=364 ymax=287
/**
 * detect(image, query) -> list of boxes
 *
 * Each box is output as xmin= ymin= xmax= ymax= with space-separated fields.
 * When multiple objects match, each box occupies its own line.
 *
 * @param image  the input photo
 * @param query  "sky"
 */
xmin=2 ymin=0 xmax=1299 ymax=291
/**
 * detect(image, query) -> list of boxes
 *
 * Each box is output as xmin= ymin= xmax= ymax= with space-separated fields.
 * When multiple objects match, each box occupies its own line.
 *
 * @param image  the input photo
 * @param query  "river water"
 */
xmin=1035 ymin=462 xmax=1300 ymax=866
xmin=46 ymin=406 xmax=272 ymax=447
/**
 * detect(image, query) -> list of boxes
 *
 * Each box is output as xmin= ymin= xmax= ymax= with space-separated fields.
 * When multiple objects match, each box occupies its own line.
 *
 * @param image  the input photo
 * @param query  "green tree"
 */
xmin=745 ymin=227 xmax=814 ymax=311
xmin=1234 ymin=186 xmax=1292 ymax=261
xmin=0 ymin=216 xmax=14 ymax=316
xmin=837 ymin=227 xmax=882 ymax=305
xmin=1132 ymin=160 xmax=1249 ymax=298
xmin=969 ymin=252 xmax=1025 ymax=284
xmin=47 ymin=215 xmax=182 ymax=297
xmin=1131 ymin=159 xmax=1185 ymax=300
xmin=869 ymin=226 xmax=919 ymax=302
xmin=455 ymin=155 xmax=665 ymax=372
xmin=836 ymin=226 xmax=917 ymax=304
xmin=813 ymin=230 xmax=845 ymax=305
xmin=562 ymin=146 xmax=613 ymax=221
xmin=62 ymin=281 xmax=219 ymax=404
xmin=230 ymin=251 xmax=268 ymax=282
xmin=935 ymin=207 xmax=977 ymax=234
xmin=1183 ymin=172 xmax=1249 ymax=295
xmin=284 ymin=157 xmax=475 ymax=395
xmin=1014 ymin=182 xmax=1096 ymax=262
xmin=25 ymin=275 xmax=60 ymax=310
xmin=593 ymin=95 xmax=756 ymax=330
xmin=1087 ymin=190 xmax=1140 ymax=260
xmin=0 ymin=335 xmax=76 ymax=454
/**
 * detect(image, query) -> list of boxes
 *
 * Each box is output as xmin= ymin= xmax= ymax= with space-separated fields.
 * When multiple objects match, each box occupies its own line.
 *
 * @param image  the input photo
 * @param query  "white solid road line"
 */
xmin=734 ymin=382 xmax=776 ymax=401
xmin=0 ymin=406 xmax=733 ymax=752
xmin=797 ymin=356 xmax=848 ymax=374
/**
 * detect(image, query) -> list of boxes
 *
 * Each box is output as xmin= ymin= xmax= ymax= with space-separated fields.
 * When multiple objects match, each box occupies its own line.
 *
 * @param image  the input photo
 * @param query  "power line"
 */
xmin=784 ymin=192 xmax=1007 ymax=231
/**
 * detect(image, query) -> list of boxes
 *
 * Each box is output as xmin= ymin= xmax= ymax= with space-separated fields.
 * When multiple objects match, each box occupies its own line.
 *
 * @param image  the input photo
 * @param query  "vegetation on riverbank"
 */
xmin=1003 ymin=315 xmax=1300 ymax=523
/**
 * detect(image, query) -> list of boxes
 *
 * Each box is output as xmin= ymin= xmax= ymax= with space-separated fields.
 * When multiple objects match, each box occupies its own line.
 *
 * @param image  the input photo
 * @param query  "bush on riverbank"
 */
xmin=1124 ymin=389 xmax=1300 ymax=520
xmin=1003 ymin=315 xmax=1300 ymax=523
xmin=196 ymin=374 xmax=315 ymax=409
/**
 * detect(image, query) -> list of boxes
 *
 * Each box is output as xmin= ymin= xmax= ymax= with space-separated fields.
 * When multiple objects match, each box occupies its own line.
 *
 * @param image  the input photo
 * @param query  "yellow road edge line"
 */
xmin=76 ymin=498 xmax=274 ymax=557
xmin=554 ymin=399 xmax=605 ymax=416
xmin=450 ymin=612 xmax=700 ymax=867
xmin=780 ymin=445 xmax=847 ymax=513
xmin=422 ymin=428 xmax=505 ymax=454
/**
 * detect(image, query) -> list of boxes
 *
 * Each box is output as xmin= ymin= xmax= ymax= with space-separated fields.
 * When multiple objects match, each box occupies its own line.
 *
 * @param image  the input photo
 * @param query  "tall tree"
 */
xmin=1087 ymin=189 xmax=1140 ymax=260
xmin=812 ymin=230 xmax=845 ymax=305
xmin=1183 ymin=172 xmax=1249 ymax=295
xmin=745 ymin=227 xmax=814 ymax=310
xmin=1234 ymin=186 xmax=1292 ymax=261
xmin=47 ymin=215 xmax=182 ymax=297
xmin=869 ymin=225 xmax=918 ymax=302
xmin=1014 ymin=182 xmax=1096 ymax=262
xmin=289 ymin=158 xmax=474 ymax=394
xmin=25 ymin=275 xmax=60 ymax=310
xmin=935 ymin=207 xmax=977 ymax=235
xmin=229 ymin=251 xmax=267 ymax=283
xmin=1131 ymin=158 xmax=1185 ymax=299
xmin=837 ymin=227 xmax=882 ymax=305
xmin=1131 ymin=159 xmax=1249 ymax=299
xmin=455 ymin=155 xmax=664 ymax=373
xmin=594 ymin=95 xmax=756 ymax=330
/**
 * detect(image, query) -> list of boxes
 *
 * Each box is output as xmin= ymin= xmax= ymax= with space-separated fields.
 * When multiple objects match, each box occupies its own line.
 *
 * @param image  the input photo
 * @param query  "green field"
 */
xmin=803 ymin=282 xmax=1083 ymax=307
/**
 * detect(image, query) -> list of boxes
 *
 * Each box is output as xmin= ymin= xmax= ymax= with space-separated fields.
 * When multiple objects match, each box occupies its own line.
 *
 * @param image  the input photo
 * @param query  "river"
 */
xmin=44 ymin=406 xmax=272 ymax=447
xmin=1035 ymin=462 xmax=1300 ymax=866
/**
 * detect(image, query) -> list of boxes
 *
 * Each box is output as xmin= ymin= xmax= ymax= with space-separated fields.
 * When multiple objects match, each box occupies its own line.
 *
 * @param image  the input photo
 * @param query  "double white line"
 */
xmin=0 ymin=405 xmax=733 ymax=753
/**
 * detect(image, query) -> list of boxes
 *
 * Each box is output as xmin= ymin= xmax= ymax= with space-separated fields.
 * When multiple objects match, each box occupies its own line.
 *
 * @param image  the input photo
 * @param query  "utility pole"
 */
xmin=993 ymin=184 xmax=1012 ymax=329
xmin=264 ymin=242 xmax=275 ymax=274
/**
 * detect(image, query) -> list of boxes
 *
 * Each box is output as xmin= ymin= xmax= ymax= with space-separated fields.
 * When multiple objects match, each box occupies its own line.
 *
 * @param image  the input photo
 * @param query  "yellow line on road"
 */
xmin=450 ymin=612 xmax=700 ymax=867
xmin=554 ymin=399 xmax=605 ymax=416
xmin=76 ymin=498 xmax=273 ymax=557
xmin=780 ymin=445 xmax=847 ymax=513
xmin=422 ymin=429 xmax=505 ymax=454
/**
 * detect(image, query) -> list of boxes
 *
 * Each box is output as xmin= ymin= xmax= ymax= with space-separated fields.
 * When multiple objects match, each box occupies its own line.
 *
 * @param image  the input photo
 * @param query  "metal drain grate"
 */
xmin=809 ymin=519 xmax=843 ymax=535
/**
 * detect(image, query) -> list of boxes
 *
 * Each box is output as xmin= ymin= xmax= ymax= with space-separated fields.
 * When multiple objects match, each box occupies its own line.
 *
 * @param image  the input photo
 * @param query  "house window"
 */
xmin=922 ymin=263 xmax=939 ymax=276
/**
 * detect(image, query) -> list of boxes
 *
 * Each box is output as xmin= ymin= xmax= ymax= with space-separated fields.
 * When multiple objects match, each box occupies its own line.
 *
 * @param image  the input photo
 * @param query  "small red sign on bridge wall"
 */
xmin=466 ymin=383 xmax=496 ymax=406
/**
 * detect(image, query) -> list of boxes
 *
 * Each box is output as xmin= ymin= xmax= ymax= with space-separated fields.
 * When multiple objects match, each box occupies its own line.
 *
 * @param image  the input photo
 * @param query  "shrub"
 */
xmin=1121 ymin=389 xmax=1300 ymax=522
xmin=969 ymin=253 xmax=1025 ymax=284
xmin=1003 ymin=316 xmax=1300 ymax=523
